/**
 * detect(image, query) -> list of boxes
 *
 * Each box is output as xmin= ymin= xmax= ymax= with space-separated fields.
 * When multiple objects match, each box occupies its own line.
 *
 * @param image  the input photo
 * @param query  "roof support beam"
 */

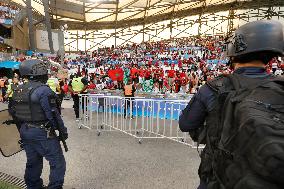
xmin=170 ymin=0 xmax=179 ymax=38
xmin=143 ymin=0 xmax=151 ymax=42
xmin=43 ymin=0 xmax=55 ymax=54
xmin=52 ymin=0 xmax=284 ymax=30
xmin=26 ymin=0 xmax=36 ymax=51
xmin=114 ymin=0 xmax=119 ymax=47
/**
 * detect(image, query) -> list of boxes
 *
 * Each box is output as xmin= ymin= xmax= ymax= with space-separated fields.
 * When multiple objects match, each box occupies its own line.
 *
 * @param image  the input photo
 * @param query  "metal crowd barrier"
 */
xmin=79 ymin=94 xmax=203 ymax=148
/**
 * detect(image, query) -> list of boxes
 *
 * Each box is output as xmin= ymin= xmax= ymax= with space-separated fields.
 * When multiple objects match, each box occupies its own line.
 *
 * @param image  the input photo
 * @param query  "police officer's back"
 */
xmin=179 ymin=20 xmax=284 ymax=189
xmin=13 ymin=59 xmax=68 ymax=189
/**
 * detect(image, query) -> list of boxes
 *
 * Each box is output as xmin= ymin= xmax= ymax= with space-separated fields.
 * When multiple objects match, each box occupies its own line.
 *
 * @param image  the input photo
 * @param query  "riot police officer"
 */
xmin=13 ymin=59 xmax=68 ymax=189
xmin=179 ymin=20 xmax=284 ymax=189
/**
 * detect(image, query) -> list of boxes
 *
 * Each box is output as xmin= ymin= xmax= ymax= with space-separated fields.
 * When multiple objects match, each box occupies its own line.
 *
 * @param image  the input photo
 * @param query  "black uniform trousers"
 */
xmin=72 ymin=93 xmax=86 ymax=118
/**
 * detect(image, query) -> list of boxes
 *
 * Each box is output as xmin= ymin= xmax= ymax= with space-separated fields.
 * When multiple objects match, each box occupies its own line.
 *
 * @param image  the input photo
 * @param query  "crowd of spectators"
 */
xmin=62 ymin=36 xmax=283 ymax=94
xmin=1 ymin=36 xmax=283 ymax=101
xmin=0 ymin=3 xmax=19 ymax=20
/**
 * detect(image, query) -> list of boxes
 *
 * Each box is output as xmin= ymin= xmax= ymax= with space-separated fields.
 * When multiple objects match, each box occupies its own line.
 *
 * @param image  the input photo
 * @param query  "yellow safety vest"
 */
xmin=47 ymin=78 xmax=57 ymax=92
xmin=7 ymin=83 xmax=17 ymax=98
xmin=7 ymin=84 xmax=12 ymax=97
xmin=71 ymin=77 xmax=85 ymax=92
xmin=124 ymin=84 xmax=133 ymax=96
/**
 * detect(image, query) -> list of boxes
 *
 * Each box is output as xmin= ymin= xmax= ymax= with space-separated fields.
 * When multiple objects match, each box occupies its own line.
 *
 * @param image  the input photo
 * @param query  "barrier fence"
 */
xmin=79 ymin=94 xmax=203 ymax=148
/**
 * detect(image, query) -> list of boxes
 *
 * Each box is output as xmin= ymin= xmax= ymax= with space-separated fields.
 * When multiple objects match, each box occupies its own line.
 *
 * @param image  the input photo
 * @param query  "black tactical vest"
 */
xmin=198 ymin=74 xmax=283 ymax=189
xmin=12 ymin=81 xmax=48 ymax=122
xmin=197 ymin=75 xmax=233 ymax=189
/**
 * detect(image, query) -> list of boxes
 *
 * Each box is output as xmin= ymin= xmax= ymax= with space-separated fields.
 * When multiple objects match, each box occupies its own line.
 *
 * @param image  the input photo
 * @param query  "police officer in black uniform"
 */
xmin=13 ymin=59 xmax=68 ymax=189
xmin=179 ymin=20 xmax=284 ymax=189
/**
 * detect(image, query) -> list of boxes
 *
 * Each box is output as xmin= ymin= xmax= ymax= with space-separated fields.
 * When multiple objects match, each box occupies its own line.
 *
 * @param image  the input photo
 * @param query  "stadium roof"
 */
xmin=7 ymin=0 xmax=284 ymax=30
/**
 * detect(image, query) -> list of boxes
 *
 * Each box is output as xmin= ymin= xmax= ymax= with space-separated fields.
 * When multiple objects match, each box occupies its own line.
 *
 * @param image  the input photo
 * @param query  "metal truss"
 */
xmin=54 ymin=0 xmax=284 ymax=52
xmin=52 ymin=0 xmax=284 ymax=30
xmin=3 ymin=0 xmax=284 ymax=52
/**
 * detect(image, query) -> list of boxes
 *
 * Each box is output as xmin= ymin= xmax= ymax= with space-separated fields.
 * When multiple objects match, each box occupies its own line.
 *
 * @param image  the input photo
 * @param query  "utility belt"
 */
xmin=26 ymin=121 xmax=50 ymax=130
xmin=26 ymin=121 xmax=57 ymax=138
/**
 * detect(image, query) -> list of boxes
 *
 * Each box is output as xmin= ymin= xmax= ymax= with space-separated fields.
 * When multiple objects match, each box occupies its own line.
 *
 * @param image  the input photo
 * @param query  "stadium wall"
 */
xmin=12 ymin=21 xmax=29 ymax=50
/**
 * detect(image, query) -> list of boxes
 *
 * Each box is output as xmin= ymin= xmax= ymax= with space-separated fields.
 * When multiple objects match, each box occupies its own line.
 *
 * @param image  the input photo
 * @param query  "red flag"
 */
xmin=108 ymin=69 xmax=116 ymax=81
xmin=116 ymin=68 xmax=124 ymax=81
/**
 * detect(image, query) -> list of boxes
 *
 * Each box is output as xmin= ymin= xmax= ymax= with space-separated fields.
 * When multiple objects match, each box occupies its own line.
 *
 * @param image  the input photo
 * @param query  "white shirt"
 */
xmin=275 ymin=69 xmax=283 ymax=76
xmin=272 ymin=62 xmax=278 ymax=69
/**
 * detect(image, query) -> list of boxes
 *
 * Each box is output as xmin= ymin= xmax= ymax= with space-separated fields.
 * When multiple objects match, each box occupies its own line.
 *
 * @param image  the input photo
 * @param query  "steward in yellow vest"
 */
xmin=47 ymin=77 xmax=59 ymax=93
xmin=5 ymin=77 xmax=19 ymax=116
xmin=6 ymin=83 xmax=14 ymax=98
xmin=70 ymin=77 xmax=86 ymax=93
xmin=68 ymin=74 xmax=88 ymax=121
xmin=5 ymin=77 xmax=19 ymax=99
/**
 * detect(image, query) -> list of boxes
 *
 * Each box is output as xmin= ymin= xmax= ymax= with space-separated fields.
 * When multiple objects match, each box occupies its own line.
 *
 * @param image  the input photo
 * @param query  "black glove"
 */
xmin=2 ymin=120 xmax=15 ymax=125
xmin=60 ymin=132 xmax=68 ymax=140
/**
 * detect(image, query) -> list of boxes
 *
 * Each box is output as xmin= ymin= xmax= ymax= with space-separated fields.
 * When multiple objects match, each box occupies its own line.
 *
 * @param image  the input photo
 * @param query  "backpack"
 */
xmin=209 ymin=73 xmax=284 ymax=189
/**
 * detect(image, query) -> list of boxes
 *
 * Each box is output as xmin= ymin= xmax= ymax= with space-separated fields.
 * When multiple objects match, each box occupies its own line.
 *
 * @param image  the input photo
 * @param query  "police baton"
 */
xmin=51 ymin=110 xmax=68 ymax=152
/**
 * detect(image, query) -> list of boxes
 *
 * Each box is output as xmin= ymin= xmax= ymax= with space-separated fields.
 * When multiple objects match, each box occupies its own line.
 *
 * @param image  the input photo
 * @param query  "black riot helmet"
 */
xmin=226 ymin=20 xmax=284 ymax=59
xmin=19 ymin=59 xmax=48 ymax=77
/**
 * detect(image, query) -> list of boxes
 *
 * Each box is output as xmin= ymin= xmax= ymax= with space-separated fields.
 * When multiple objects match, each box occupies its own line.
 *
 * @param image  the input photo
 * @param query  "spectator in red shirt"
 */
xmin=116 ymin=67 xmax=124 ymax=89
xmin=153 ymin=67 xmax=161 ymax=82
xmin=173 ymin=75 xmax=181 ymax=93
xmin=178 ymin=60 xmax=183 ymax=68
xmin=63 ymin=80 xmax=69 ymax=94
xmin=167 ymin=67 xmax=176 ymax=88
xmin=130 ymin=65 xmax=139 ymax=84
xmin=163 ymin=76 xmax=170 ymax=91
xmin=154 ymin=61 xmax=159 ymax=67
xmin=180 ymin=69 xmax=187 ymax=78
xmin=88 ymin=80 xmax=96 ymax=89
xmin=145 ymin=67 xmax=152 ymax=80
xmin=280 ymin=61 xmax=284 ymax=70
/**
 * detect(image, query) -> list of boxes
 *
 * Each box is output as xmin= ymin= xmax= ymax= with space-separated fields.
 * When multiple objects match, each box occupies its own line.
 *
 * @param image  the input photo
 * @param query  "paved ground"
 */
xmin=0 ymin=100 xmax=200 ymax=189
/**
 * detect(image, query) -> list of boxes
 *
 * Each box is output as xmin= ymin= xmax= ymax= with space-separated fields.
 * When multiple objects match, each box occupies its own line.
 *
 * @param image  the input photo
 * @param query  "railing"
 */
xmin=79 ymin=94 xmax=204 ymax=148
xmin=87 ymin=89 xmax=194 ymax=101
